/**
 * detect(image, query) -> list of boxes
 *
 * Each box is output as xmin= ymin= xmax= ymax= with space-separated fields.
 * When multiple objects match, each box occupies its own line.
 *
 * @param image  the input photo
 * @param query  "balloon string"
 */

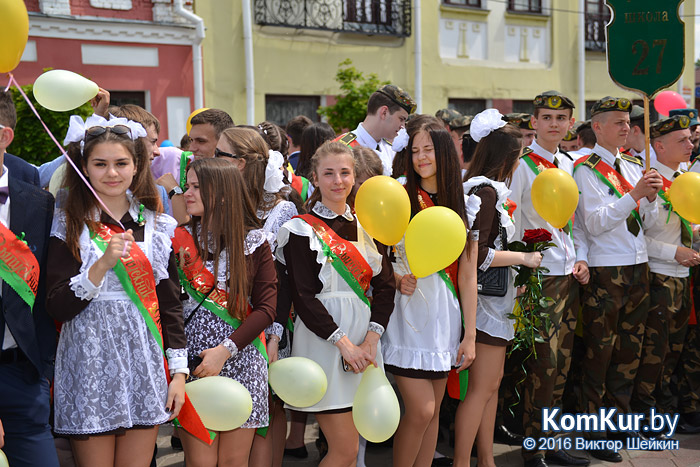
xmin=395 ymin=245 xmax=430 ymax=333
xmin=7 ymin=73 xmax=128 ymax=254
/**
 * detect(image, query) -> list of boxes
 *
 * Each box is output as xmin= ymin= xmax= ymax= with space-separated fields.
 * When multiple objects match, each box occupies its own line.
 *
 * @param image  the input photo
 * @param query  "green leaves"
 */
xmin=317 ymin=59 xmax=389 ymax=134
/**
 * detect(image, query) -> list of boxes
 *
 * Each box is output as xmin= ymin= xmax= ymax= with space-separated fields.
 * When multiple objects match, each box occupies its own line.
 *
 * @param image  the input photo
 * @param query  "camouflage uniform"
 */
xmin=676 ymin=269 xmax=700 ymax=414
xmin=632 ymin=274 xmax=690 ymax=413
xmin=581 ymin=264 xmax=650 ymax=438
xmin=522 ymin=275 xmax=579 ymax=459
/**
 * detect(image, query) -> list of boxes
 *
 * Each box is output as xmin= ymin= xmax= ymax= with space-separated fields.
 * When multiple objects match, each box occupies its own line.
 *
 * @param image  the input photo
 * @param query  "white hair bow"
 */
xmin=63 ymin=113 xmax=147 ymax=146
xmin=470 ymin=109 xmax=507 ymax=143
xmin=392 ymin=127 xmax=409 ymax=152
xmin=264 ymin=150 xmax=285 ymax=193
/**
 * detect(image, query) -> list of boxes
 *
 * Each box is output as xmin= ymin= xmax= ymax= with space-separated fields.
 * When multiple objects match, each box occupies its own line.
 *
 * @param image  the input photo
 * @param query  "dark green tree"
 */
xmin=318 ymin=59 xmax=389 ymax=134
xmin=7 ymin=81 xmax=92 ymax=165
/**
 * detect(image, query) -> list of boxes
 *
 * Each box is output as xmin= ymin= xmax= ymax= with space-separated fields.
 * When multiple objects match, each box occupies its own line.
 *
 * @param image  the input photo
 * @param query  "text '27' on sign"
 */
xmin=606 ymin=0 xmax=685 ymax=98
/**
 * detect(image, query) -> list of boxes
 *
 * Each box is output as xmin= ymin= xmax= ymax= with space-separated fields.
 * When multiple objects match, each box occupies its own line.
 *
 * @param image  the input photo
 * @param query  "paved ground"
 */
xmin=155 ymin=421 xmax=700 ymax=467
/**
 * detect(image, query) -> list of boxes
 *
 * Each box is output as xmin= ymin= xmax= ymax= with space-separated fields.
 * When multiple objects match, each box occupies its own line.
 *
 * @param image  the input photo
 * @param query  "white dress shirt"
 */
xmin=0 ymin=166 xmax=16 ymax=350
xmin=354 ymin=123 xmax=395 ymax=176
xmin=568 ymin=146 xmax=594 ymax=161
xmin=572 ymin=144 xmax=658 ymax=267
xmin=509 ymin=141 xmax=575 ymax=276
xmin=645 ymin=162 xmax=690 ymax=277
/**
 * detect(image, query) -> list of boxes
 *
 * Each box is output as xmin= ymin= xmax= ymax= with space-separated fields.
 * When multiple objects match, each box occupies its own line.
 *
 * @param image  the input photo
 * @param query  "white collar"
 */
xmin=312 ymin=201 xmax=354 ymax=221
xmin=654 ymin=161 xmax=682 ymax=181
xmin=529 ymin=140 xmax=558 ymax=163
xmin=355 ymin=123 xmax=380 ymax=149
xmin=0 ymin=165 xmax=9 ymax=191
xmin=592 ymin=143 xmax=618 ymax=165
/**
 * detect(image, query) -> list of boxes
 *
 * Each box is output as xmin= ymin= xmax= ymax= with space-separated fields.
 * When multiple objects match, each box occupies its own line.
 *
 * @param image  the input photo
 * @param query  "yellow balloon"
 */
xmin=355 ymin=176 xmax=411 ymax=245
xmin=185 ymin=376 xmax=252 ymax=431
xmin=352 ymin=365 xmax=400 ymax=443
xmin=669 ymin=171 xmax=700 ymax=224
xmin=531 ymin=168 xmax=579 ymax=229
xmin=187 ymin=107 xmax=210 ymax=135
xmin=0 ymin=0 xmax=29 ymax=73
xmin=269 ymin=357 xmax=328 ymax=408
xmin=0 ymin=449 xmax=8 ymax=467
xmin=405 ymin=206 xmax=466 ymax=278
xmin=33 ymin=70 xmax=99 ymax=112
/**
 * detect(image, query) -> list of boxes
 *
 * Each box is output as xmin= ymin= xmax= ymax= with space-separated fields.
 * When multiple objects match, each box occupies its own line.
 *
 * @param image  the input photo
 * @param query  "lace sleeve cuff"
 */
xmin=166 ymin=348 xmax=189 ymax=375
xmin=327 ymin=328 xmax=346 ymax=345
xmin=368 ymin=322 xmax=385 ymax=337
xmin=221 ymin=338 xmax=239 ymax=358
xmin=479 ymin=248 xmax=495 ymax=271
xmin=69 ymin=271 xmax=104 ymax=301
xmin=265 ymin=322 xmax=284 ymax=339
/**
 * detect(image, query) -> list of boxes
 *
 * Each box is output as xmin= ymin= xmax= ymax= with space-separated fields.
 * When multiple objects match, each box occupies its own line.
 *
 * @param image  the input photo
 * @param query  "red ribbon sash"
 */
xmin=93 ymin=224 xmax=212 ymax=445
xmin=0 ymin=222 xmax=39 ymax=309
xmin=296 ymin=214 xmax=373 ymax=298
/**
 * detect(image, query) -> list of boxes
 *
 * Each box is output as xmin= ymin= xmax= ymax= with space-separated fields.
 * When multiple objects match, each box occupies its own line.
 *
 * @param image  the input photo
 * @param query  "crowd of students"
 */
xmin=1 ymin=81 xmax=700 ymax=467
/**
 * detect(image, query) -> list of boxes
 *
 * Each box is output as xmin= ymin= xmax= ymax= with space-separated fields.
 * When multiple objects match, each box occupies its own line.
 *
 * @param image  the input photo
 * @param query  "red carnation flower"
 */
xmin=522 ymin=228 xmax=552 ymax=245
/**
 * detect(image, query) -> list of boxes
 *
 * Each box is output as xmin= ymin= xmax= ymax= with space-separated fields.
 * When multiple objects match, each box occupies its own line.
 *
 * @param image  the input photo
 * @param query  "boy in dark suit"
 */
xmin=0 ymin=90 xmax=58 ymax=466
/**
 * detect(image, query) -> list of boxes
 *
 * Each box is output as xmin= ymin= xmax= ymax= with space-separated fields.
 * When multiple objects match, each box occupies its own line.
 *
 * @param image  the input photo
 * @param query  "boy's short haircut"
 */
xmin=286 ymin=115 xmax=313 ymax=146
xmin=0 ymin=91 xmax=17 ymax=129
xmin=190 ymin=109 xmax=235 ymax=139
xmin=111 ymin=104 xmax=161 ymax=134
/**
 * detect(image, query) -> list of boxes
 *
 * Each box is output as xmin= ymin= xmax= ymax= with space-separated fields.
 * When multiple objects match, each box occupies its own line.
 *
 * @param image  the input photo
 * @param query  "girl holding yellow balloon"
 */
xmin=454 ymin=111 xmax=543 ymax=467
xmin=379 ymin=114 xmax=480 ymax=467
xmin=176 ymin=158 xmax=278 ymax=466
xmin=277 ymin=141 xmax=396 ymax=467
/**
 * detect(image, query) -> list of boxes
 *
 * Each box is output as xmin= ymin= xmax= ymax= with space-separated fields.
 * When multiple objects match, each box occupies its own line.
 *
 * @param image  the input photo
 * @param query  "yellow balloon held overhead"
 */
xmin=185 ymin=376 xmax=252 ymax=431
xmin=269 ymin=357 xmax=328 ymax=408
xmin=531 ymin=168 xmax=579 ymax=229
xmin=352 ymin=365 xmax=400 ymax=443
xmin=355 ymin=176 xmax=411 ymax=245
xmin=668 ymin=171 xmax=700 ymax=224
xmin=405 ymin=206 xmax=466 ymax=278
xmin=187 ymin=108 xmax=210 ymax=135
xmin=33 ymin=70 xmax=99 ymax=112
xmin=0 ymin=0 xmax=29 ymax=73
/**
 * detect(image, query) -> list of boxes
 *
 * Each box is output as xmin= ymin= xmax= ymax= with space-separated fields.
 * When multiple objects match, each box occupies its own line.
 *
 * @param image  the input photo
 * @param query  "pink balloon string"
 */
xmin=5 ymin=73 xmax=129 ymax=253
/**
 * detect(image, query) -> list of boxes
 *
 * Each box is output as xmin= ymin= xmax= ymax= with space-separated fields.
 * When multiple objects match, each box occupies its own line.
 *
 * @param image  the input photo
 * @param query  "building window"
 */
xmin=511 ymin=100 xmax=534 ymax=114
xmin=508 ymin=0 xmax=542 ymax=14
xmin=265 ymin=95 xmax=321 ymax=126
xmin=585 ymin=0 xmax=610 ymax=52
xmin=108 ymin=91 xmax=146 ymax=109
xmin=448 ymin=98 xmax=486 ymax=117
xmin=443 ymin=0 xmax=482 ymax=7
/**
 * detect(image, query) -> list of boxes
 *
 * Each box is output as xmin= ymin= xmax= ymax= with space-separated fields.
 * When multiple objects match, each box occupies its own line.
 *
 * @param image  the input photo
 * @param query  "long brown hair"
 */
xmin=187 ymin=158 xmax=261 ymax=321
xmin=304 ymin=141 xmax=356 ymax=211
xmin=402 ymin=114 xmax=466 ymax=223
xmin=63 ymin=131 xmax=162 ymax=260
xmin=220 ymin=127 xmax=284 ymax=215
xmin=466 ymin=124 xmax=522 ymax=184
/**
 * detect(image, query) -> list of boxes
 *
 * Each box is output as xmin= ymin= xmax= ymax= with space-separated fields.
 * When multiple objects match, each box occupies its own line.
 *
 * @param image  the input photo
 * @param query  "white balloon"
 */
xmin=185 ymin=376 xmax=252 ymax=431
xmin=352 ymin=366 xmax=400 ymax=443
xmin=269 ymin=357 xmax=328 ymax=407
xmin=0 ymin=449 xmax=8 ymax=467
xmin=33 ymin=70 xmax=99 ymax=112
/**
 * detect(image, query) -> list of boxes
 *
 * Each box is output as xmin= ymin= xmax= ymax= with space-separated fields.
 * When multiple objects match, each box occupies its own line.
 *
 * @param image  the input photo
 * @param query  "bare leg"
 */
xmin=415 ymin=379 xmax=448 ymax=467
xmin=217 ymin=428 xmax=256 ymax=467
xmin=271 ymin=401 xmax=287 ymax=467
xmin=70 ymin=435 xmax=116 ymax=467
xmin=453 ymin=343 xmax=506 ymax=467
xmin=114 ymin=427 xmax=159 ymax=467
xmin=180 ymin=427 xmax=220 ymax=467
xmin=316 ymin=412 xmax=359 ymax=467
xmin=475 ymin=390 xmax=499 ymax=467
xmin=285 ymin=409 xmax=308 ymax=449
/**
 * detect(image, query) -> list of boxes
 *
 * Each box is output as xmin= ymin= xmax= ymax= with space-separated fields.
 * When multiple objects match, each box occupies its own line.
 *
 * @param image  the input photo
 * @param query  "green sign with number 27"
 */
xmin=606 ymin=0 xmax=685 ymax=98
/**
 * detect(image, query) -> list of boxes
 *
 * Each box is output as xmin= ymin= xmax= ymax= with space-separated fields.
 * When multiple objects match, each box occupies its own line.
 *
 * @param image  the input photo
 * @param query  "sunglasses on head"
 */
xmin=84 ymin=125 xmax=132 ymax=143
xmin=215 ymin=147 xmax=241 ymax=159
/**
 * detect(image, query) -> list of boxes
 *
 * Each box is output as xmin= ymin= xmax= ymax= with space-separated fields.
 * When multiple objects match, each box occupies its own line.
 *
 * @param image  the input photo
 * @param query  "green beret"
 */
xmin=533 ymin=90 xmax=575 ymax=110
xmin=503 ymin=112 xmax=534 ymax=130
xmin=629 ymin=105 xmax=645 ymax=122
xmin=377 ymin=84 xmax=417 ymax=114
xmin=449 ymin=115 xmax=473 ymax=131
xmin=590 ymin=96 xmax=632 ymax=116
xmin=435 ymin=108 xmax=462 ymax=125
xmin=669 ymin=108 xmax=699 ymax=127
xmin=650 ymin=115 xmax=691 ymax=139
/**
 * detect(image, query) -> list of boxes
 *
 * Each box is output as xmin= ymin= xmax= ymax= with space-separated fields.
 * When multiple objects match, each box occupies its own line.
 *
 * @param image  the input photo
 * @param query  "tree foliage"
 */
xmin=7 ymin=81 xmax=92 ymax=165
xmin=318 ymin=59 xmax=389 ymax=134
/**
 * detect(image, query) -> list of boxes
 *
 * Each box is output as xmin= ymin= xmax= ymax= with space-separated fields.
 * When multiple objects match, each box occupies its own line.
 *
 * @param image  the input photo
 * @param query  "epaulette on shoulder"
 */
xmin=579 ymin=153 xmax=601 ymax=169
xmin=620 ymin=153 xmax=643 ymax=166
xmin=338 ymin=132 xmax=357 ymax=146
xmin=520 ymin=147 xmax=533 ymax=158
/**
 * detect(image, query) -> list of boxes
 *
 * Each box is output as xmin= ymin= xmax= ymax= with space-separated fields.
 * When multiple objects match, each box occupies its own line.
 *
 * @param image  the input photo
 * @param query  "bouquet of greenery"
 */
xmin=507 ymin=228 xmax=556 ymax=359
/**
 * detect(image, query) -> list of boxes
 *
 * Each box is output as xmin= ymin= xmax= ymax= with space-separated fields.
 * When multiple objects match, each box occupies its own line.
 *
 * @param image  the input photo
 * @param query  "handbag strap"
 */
xmin=183 ymin=286 xmax=216 ymax=328
xmin=467 ymin=183 xmax=507 ymax=251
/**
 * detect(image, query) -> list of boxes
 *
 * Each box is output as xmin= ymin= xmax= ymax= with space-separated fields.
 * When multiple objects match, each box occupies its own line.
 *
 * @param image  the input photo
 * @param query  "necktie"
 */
xmin=614 ymin=158 xmax=641 ymax=236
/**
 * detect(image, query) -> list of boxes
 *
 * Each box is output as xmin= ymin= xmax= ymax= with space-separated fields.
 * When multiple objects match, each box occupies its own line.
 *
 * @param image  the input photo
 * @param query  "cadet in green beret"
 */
xmin=573 ymin=96 xmax=663 ymax=463
xmin=504 ymin=112 xmax=537 ymax=147
xmin=623 ymin=105 xmax=657 ymax=165
xmin=631 ymin=115 xmax=698 ymax=434
xmin=670 ymin=108 xmax=700 ymax=161
xmin=560 ymin=128 xmax=579 ymax=153
xmin=511 ymin=90 xmax=588 ymax=467
xmin=334 ymin=84 xmax=416 ymax=176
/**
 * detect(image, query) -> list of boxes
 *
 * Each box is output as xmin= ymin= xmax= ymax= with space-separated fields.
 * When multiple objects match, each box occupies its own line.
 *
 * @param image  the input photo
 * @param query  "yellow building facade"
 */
xmin=196 ymin=1 xmax=696 ymax=125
